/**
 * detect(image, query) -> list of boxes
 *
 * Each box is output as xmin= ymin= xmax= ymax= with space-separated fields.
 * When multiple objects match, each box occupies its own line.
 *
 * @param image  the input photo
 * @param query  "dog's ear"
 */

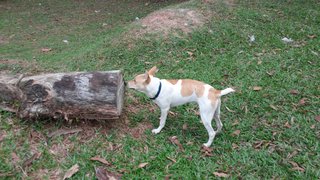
xmin=148 ymin=66 xmax=158 ymax=76
xmin=144 ymin=71 xmax=149 ymax=79
xmin=144 ymin=71 xmax=151 ymax=84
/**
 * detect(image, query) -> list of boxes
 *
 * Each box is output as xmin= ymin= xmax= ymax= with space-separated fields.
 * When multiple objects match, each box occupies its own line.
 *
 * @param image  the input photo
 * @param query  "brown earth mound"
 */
xmin=136 ymin=8 xmax=206 ymax=36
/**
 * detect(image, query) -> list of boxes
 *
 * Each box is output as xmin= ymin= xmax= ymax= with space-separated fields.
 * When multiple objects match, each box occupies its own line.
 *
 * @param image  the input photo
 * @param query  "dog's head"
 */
xmin=128 ymin=66 xmax=158 ymax=92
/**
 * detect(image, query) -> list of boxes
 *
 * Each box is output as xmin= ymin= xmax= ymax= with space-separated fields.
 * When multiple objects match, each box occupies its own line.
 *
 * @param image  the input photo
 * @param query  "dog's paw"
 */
xmin=152 ymin=129 xmax=161 ymax=134
xmin=203 ymin=143 xmax=211 ymax=147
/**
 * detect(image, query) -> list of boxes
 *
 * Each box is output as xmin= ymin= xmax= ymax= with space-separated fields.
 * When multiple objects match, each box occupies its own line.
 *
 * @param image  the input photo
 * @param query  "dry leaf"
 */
xmin=255 ymin=53 xmax=264 ymax=57
xmin=225 ymin=106 xmax=235 ymax=113
xmin=253 ymin=86 xmax=262 ymax=91
xmin=289 ymin=90 xmax=299 ymax=95
xmin=144 ymin=146 xmax=149 ymax=153
xmin=186 ymin=141 xmax=194 ymax=145
xmin=11 ymin=152 xmax=20 ymax=165
xmin=232 ymin=143 xmax=239 ymax=149
xmin=0 ymin=131 xmax=7 ymax=142
xmin=48 ymin=128 xmax=82 ymax=138
xmin=166 ymin=157 xmax=177 ymax=163
xmin=182 ymin=123 xmax=188 ymax=130
xmin=165 ymin=175 xmax=171 ymax=180
xmin=201 ymin=146 xmax=213 ymax=153
xmin=272 ymin=131 xmax=277 ymax=136
xmin=315 ymin=115 xmax=320 ymax=122
xmin=41 ymin=48 xmax=52 ymax=52
xmin=187 ymin=51 xmax=194 ymax=57
xmin=138 ymin=162 xmax=148 ymax=168
xmin=254 ymin=141 xmax=264 ymax=149
xmin=95 ymin=167 xmax=121 ymax=180
xmin=90 ymin=156 xmax=111 ymax=166
xmin=213 ymin=172 xmax=229 ymax=178
xmin=0 ymin=172 xmax=14 ymax=177
xmin=232 ymin=119 xmax=239 ymax=126
xmin=232 ymin=130 xmax=240 ymax=136
xmin=169 ymin=111 xmax=177 ymax=116
xmin=289 ymin=161 xmax=305 ymax=172
xmin=23 ymin=152 xmax=41 ymax=168
xmin=287 ymin=150 xmax=298 ymax=159
xmin=0 ymin=136 xmax=4 ymax=142
xmin=270 ymin=105 xmax=278 ymax=110
xmin=310 ymin=124 xmax=315 ymax=129
xmin=201 ymin=146 xmax=213 ymax=157
xmin=284 ymin=121 xmax=291 ymax=128
xmin=292 ymin=166 xmax=305 ymax=172
xmin=307 ymin=34 xmax=317 ymax=39
xmin=63 ymin=164 xmax=79 ymax=180
xmin=266 ymin=71 xmax=275 ymax=76
xmin=298 ymin=98 xmax=307 ymax=106
xmin=169 ymin=136 xmax=184 ymax=152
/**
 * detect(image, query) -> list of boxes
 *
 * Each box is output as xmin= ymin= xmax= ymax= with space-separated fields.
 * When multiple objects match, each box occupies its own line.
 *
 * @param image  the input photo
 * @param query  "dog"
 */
xmin=128 ymin=66 xmax=235 ymax=147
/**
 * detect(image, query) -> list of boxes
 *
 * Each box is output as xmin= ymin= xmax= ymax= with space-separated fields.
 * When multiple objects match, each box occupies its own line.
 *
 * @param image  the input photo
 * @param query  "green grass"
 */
xmin=1 ymin=0 xmax=320 ymax=179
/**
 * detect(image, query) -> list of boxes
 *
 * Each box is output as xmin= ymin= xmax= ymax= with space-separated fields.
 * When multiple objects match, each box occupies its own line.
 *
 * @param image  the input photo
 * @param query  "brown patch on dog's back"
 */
xmin=166 ymin=79 xmax=179 ymax=85
xmin=208 ymin=88 xmax=221 ymax=105
xmin=181 ymin=79 xmax=205 ymax=97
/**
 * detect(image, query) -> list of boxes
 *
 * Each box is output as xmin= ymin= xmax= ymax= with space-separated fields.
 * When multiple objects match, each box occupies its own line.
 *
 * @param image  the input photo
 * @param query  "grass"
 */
xmin=0 ymin=0 xmax=320 ymax=179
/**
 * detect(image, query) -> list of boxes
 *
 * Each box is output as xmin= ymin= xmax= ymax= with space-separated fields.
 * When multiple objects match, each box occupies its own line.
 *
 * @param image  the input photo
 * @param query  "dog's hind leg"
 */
xmin=200 ymin=105 xmax=216 ymax=147
xmin=214 ymin=99 xmax=223 ymax=134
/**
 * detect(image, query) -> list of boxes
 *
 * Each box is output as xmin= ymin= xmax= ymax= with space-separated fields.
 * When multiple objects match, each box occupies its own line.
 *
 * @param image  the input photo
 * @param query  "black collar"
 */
xmin=150 ymin=81 xmax=162 ymax=100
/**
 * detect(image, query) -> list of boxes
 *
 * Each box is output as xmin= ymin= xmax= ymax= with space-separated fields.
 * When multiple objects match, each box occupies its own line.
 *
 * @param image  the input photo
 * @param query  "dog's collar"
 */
xmin=150 ymin=81 xmax=162 ymax=100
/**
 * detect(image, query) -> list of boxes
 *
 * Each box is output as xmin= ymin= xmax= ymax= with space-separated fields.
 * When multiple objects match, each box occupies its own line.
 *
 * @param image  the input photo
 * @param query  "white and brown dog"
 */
xmin=128 ymin=66 xmax=235 ymax=147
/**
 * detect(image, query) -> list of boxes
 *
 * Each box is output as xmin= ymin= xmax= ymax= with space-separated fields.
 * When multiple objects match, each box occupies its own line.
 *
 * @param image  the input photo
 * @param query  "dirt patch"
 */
xmin=116 ymin=92 xmax=157 ymax=139
xmin=133 ymin=8 xmax=206 ymax=36
xmin=223 ymin=0 xmax=238 ymax=7
xmin=126 ymin=121 xmax=154 ymax=139
xmin=0 ymin=36 xmax=9 ymax=44
xmin=28 ymin=168 xmax=62 ymax=180
xmin=0 ymin=59 xmax=41 ymax=74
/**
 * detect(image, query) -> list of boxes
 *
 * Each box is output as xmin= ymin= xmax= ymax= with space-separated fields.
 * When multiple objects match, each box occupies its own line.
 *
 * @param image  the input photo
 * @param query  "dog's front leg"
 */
xmin=152 ymin=107 xmax=169 ymax=134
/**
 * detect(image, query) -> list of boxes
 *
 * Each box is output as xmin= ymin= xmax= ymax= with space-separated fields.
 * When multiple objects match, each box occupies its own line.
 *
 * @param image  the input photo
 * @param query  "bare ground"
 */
xmin=136 ymin=8 xmax=206 ymax=36
xmin=0 ymin=59 xmax=42 ymax=74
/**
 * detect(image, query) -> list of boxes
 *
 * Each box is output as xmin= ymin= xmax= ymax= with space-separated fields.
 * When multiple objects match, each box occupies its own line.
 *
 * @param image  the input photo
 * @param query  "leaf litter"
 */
xmin=253 ymin=86 xmax=262 ymax=91
xmin=63 ymin=164 xmax=79 ymax=180
xmin=90 ymin=156 xmax=112 ymax=166
xmin=288 ymin=161 xmax=305 ymax=172
xmin=298 ymin=98 xmax=308 ymax=106
xmin=232 ymin=130 xmax=241 ymax=136
xmin=201 ymin=146 xmax=213 ymax=157
xmin=213 ymin=171 xmax=230 ymax=178
xmin=41 ymin=48 xmax=52 ymax=52
xmin=22 ymin=152 xmax=41 ymax=169
xmin=289 ymin=89 xmax=299 ymax=95
xmin=138 ymin=162 xmax=149 ymax=168
xmin=95 ymin=167 xmax=121 ymax=180
xmin=48 ymin=128 xmax=83 ymax=138
xmin=169 ymin=136 xmax=184 ymax=152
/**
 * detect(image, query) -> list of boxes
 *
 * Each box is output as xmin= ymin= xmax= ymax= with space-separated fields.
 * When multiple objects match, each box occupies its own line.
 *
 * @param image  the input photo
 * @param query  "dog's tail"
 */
xmin=220 ymin=88 xmax=235 ymax=96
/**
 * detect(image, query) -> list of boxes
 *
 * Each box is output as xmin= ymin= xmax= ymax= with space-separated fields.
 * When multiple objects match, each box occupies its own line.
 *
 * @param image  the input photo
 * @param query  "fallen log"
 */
xmin=0 ymin=71 xmax=124 ymax=120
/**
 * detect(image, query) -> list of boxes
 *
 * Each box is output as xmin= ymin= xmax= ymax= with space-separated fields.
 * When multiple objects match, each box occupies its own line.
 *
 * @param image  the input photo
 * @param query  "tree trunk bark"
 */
xmin=0 ymin=71 xmax=124 ymax=120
